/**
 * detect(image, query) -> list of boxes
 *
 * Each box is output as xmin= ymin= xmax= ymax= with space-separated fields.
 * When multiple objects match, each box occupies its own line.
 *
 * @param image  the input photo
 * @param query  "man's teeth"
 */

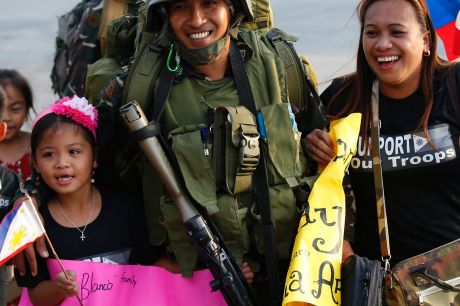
xmin=190 ymin=31 xmax=210 ymax=40
xmin=377 ymin=56 xmax=400 ymax=63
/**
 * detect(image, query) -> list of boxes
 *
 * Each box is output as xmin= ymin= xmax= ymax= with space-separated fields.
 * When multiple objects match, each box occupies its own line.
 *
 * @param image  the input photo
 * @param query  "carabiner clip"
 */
xmin=167 ymin=43 xmax=180 ymax=72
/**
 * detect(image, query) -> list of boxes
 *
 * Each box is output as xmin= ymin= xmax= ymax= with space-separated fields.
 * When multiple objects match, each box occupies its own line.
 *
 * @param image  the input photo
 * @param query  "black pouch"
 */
xmin=341 ymin=255 xmax=385 ymax=306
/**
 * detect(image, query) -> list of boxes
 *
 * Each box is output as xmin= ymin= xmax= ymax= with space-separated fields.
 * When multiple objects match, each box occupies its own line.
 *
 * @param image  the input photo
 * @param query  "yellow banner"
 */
xmin=282 ymin=113 xmax=361 ymax=306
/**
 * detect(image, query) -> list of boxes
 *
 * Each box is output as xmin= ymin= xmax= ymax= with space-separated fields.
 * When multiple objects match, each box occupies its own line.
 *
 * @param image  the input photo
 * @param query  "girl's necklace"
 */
xmin=55 ymin=187 xmax=96 ymax=242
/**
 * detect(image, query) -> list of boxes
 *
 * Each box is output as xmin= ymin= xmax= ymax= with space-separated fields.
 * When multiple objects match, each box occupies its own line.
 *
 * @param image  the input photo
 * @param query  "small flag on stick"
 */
xmin=0 ymin=196 xmax=84 ymax=305
xmin=0 ymin=195 xmax=45 ymax=266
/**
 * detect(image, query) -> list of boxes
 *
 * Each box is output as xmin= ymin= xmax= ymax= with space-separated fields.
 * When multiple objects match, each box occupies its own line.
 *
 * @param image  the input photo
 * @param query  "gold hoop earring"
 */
xmin=423 ymin=50 xmax=431 ymax=57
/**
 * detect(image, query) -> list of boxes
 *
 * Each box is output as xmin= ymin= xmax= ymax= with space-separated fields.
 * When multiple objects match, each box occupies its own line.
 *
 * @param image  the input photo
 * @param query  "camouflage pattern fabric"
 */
xmin=385 ymin=239 xmax=460 ymax=306
xmin=343 ymin=174 xmax=356 ymax=242
xmin=370 ymin=81 xmax=392 ymax=261
xmin=51 ymin=0 xmax=104 ymax=97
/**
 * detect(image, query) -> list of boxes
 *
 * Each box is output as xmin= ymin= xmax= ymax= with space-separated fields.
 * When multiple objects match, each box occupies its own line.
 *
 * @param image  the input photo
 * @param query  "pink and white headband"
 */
xmin=32 ymin=96 xmax=98 ymax=139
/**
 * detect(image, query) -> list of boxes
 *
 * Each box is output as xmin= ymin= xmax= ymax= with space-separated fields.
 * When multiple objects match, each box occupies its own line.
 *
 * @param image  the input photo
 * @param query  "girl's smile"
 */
xmin=34 ymin=123 xmax=96 ymax=196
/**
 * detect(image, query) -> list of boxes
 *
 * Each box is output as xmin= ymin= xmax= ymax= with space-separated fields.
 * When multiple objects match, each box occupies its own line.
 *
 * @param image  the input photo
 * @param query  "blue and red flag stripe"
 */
xmin=427 ymin=0 xmax=460 ymax=60
xmin=0 ymin=205 xmax=43 ymax=266
xmin=0 ymin=205 xmax=22 ymax=252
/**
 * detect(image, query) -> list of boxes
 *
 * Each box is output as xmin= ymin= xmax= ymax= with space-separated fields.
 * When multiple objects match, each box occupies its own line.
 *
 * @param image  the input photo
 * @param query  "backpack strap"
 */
xmin=266 ymin=30 xmax=303 ymax=108
xmin=122 ymin=42 xmax=165 ymax=112
xmin=265 ymin=29 xmax=326 ymax=133
xmin=229 ymin=41 xmax=281 ymax=306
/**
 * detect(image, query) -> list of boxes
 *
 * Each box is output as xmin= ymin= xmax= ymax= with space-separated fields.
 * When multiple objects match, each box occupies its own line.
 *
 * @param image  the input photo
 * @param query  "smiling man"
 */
xmin=105 ymin=0 xmax=325 ymax=304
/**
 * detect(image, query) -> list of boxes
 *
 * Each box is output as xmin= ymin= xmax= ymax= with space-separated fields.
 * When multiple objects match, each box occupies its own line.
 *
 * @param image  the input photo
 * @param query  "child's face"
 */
xmin=2 ymin=84 xmax=29 ymax=141
xmin=33 ymin=123 xmax=96 ymax=196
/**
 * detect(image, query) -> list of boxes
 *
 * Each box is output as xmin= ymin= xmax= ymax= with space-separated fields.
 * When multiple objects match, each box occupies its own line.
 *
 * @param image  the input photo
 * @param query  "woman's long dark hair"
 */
xmin=328 ymin=0 xmax=449 ymax=142
xmin=30 ymin=113 xmax=97 ymax=203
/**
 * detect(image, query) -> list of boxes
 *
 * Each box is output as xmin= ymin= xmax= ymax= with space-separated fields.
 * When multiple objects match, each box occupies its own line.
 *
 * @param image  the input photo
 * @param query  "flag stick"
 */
xmin=23 ymin=194 xmax=84 ymax=306
xmin=43 ymin=232 xmax=84 ymax=306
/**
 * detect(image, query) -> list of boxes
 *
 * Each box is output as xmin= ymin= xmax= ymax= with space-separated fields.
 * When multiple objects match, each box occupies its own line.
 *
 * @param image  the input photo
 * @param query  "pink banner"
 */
xmin=19 ymin=259 xmax=226 ymax=306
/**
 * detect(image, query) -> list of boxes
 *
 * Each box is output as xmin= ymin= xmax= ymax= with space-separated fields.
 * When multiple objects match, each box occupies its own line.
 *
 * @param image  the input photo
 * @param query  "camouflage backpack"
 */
xmin=51 ymin=0 xmax=138 ymax=98
xmin=88 ymin=0 xmax=323 ymax=189
xmin=86 ymin=0 xmax=318 ymax=105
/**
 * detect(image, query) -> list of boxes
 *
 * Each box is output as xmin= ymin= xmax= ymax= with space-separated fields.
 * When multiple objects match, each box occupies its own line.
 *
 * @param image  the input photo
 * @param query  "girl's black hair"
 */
xmin=0 ymin=69 xmax=34 ymax=112
xmin=0 ymin=85 xmax=5 ymax=113
xmin=30 ymin=113 xmax=97 ymax=203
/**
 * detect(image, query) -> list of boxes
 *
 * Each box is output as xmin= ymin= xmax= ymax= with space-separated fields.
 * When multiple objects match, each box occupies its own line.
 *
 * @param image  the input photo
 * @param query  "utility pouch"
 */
xmin=170 ymin=125 xmax=219 ymax=215
xmin=258 ymin=102 xmax=304 ymax=187
xmin=209 ymin=194 xmax=251 ymax=264
xmin=159 ymin=195 xmax=199 ymax=277
xmin=250 ymin=103 xmax=310 ymax=259
xmin=213 ymin=106 xmax=260 ymax=195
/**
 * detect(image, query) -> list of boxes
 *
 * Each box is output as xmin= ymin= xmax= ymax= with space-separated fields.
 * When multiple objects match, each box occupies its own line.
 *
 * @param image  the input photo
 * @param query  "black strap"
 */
xmin=229 ymin=41 xmax=281 ymax=305
xmin=132 ymin=122 xmax=162 ymax=141
xmin=152 ymin=64 xmax=176 ymax=122
xmin=412 ymin=268 xmax=460 ymax=292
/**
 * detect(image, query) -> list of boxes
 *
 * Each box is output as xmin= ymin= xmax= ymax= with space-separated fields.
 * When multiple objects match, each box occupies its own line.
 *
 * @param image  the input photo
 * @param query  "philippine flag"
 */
xmin=0 ymin=196 xmax=45 ymax=266
xmin=427 ymin=0 xmax=460 ymax=60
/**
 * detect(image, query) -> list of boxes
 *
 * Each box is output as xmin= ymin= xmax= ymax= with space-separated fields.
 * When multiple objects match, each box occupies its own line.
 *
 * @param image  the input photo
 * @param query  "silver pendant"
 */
xmin=80 ymin=232 xmax=86 ymax=241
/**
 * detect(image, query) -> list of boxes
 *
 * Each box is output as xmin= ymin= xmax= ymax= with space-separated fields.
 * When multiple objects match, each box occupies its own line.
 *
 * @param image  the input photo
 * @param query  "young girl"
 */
xmin=0 ymin=69 xmax=34 ymax=182
xmin=15 ymin=96 xmax=161 ymax=305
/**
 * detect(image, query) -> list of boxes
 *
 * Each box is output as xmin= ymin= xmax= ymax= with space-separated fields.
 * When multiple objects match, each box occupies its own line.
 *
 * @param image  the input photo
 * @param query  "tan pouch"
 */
xmin=213 ymin=106 xmax=260 ymax=195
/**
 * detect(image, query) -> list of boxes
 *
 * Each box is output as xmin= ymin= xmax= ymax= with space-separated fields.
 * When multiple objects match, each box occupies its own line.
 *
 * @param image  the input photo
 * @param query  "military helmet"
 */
xmin=145 ymin=0 xmax=253 ymax=33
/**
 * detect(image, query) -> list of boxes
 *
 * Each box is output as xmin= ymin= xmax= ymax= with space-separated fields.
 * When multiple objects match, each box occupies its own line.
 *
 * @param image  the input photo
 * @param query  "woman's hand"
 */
xmin=342 ymin=240 xmax=355 ymax=262
xmin=305 ymin=129 xmax=335 ymax=164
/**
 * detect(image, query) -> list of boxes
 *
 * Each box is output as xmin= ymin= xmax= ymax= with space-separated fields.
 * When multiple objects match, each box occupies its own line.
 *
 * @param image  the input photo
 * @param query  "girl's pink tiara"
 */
xmin=32 ymin=96 xmax=98 ymax=139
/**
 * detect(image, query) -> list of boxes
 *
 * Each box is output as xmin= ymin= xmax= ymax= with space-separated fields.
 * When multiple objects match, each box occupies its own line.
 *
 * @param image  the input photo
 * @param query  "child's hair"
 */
xmin=30 ymin=113 xmax=97 ymax=158
xmin=0 ymin=69 xmax=34 ymax=112
xmin=30 ymin=96 xmax=98 ymax=201
xmin=0 ymin=85 xmax=5 ymax=113
xmin=32 ymin=96 xmax=98 ymax=141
